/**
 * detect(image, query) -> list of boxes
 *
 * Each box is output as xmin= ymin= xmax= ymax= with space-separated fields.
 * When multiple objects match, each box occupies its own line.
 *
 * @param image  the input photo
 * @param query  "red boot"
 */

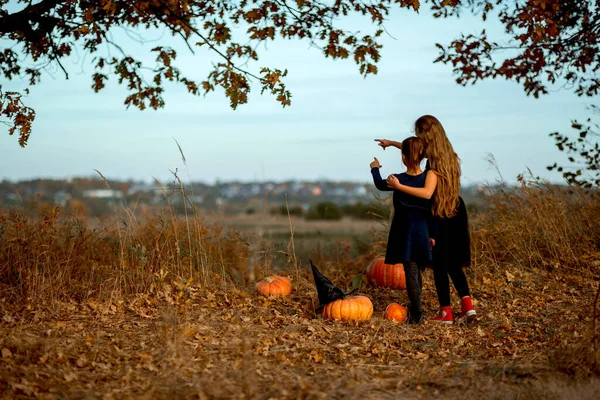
xmin=458 ymin=296 xmax=476 ymax=324
xmin=430 ymin=306 xmax=453 ymax=324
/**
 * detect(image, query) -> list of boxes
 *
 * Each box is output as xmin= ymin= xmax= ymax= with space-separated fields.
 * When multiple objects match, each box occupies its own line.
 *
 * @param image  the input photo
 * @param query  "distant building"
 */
xmin=54 ymin=190 xmax=72 ymax=206
xmin=83 ymin=189 xmax=123 ymax=199
xmin=291 ymin=181 xmax=303 ymax=192
xmin=273 ymin=184 xmax=287 ymax=195
xmin=249 ymin=184 xmax=261 ymax=196
xmin=221 ymin=185 xmax=241 ymax=199
xmin=192 ymin=195 xmax=204 ymax=204
xmin=352 ymin=186 xmax=368 ymax=196
xmin=4 ymin=193 xmax=19 ymax=202
xmin=127 ymin=184 xmax=148 ymax=195
xmin=331 ymin=187 xmax=349 ymax=197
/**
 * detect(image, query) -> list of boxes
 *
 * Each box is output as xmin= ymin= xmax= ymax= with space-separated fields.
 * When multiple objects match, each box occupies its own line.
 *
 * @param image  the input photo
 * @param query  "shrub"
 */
xmin=271 ymin=204 xmax=303 ymax=217
xmin=341 ymin=202 xmax=390 ymax=220
xmin=305 ymin=201 xmax=343 ymax=220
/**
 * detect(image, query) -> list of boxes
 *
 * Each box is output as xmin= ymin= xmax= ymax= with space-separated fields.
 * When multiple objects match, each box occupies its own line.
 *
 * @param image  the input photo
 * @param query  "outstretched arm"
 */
xmin=370 ymin=157 xmax=392 ymax=191
xmin=387 ymin=170 xmax=438 ymax=199
xmin=374 ymin=139 xmax=402 ymax=150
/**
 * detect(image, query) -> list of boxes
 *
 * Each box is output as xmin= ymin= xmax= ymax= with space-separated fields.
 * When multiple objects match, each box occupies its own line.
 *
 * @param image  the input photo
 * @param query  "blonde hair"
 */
xmin=401 ymin=136 xmax=426 ymax=171
xmin=414 ymin=115 xmax=461 ymax=218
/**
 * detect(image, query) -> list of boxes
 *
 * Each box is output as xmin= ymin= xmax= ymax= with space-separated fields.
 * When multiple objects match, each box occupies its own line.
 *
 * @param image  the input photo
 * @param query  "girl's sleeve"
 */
xmin=371 ymin=168 xmax=392 ymax=191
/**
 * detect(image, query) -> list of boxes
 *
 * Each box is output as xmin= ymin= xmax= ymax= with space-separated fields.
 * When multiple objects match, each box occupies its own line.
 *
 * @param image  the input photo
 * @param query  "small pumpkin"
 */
xmin=384 ymin=303 xmax=407 ymax=323
xmin=255 ymin=276 xmax=292 ymax=297
xmin=366 ymin=258 xmax=406 ymax=289
xmin=322 ymin=295 xmax=373 ymax=321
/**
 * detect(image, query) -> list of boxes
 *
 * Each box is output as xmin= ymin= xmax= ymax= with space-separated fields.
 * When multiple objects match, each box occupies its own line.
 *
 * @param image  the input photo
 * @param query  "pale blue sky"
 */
xmin=0 ymin=4 xmax=589 ymax=185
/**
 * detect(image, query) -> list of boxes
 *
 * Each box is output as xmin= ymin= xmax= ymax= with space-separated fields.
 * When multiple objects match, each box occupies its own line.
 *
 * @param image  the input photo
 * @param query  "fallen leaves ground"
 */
xmin=1 ymin=262 xmax=599 ymax=399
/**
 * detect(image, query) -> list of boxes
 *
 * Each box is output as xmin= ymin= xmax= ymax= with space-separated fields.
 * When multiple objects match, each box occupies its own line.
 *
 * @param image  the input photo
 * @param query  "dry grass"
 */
xmin=471 ymin=180 xmax=600 ymax=272
xmin=0 ymin=203 xmax=255 ymax=304
xmin=0 ymin=178 xmax=599 ymax=399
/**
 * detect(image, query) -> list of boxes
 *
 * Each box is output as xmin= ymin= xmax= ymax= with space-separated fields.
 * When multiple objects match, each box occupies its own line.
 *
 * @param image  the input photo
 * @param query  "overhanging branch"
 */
xmin=0 ymin=0 xmax=65 ymax=36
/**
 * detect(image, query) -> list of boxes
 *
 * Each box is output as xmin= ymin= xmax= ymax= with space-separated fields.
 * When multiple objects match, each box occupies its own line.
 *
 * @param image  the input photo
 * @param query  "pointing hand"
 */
xmin=374 ymin=139 xmax=391 ymax=150
xmin=369 ymin=157 xmax=382 ymax=169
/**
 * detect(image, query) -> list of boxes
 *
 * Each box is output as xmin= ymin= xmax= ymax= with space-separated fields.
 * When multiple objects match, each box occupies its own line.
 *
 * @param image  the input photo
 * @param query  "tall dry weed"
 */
xmin=0 ymin=201 xmax=264 ymax=304
xmin=470 ymin=177 xmax=600 ymax=272
xmin=469 ymin=176 xmax=600 ymax=377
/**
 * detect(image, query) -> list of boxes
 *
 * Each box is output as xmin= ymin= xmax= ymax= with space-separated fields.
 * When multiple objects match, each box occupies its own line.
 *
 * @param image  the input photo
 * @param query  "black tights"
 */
xmin=404 ymin=261 xmax=423 ymax=322
xmin=433 ymin=260 xmax=470 ymax=307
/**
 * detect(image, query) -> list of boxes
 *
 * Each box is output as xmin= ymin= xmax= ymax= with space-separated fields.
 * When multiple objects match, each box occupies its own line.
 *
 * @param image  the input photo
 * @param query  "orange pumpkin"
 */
xmin=384 ymin=303 xmax=407 ymax=323
xmin=322 ymin=295 xmax=373 ymax=321
xmin=366 ymin=258 xmax=406 ymax=289
xmin=255 ymin=276 xmax=292 ymax=297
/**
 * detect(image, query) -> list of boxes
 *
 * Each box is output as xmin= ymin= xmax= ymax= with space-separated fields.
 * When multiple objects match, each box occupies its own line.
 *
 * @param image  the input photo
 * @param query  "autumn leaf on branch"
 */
xmin=433 ymin=0 xmax=600 ymax=98
xmin=260 ymin=68 xmax=291 ymax=107
xmin=0 ymin=85 xmax=35 ymax=148
xmin=547 ymin=105 xmax=600 ymax=188
xmin=0 ymin=0 xmax=426 ymax=146
xmin=432 ymin=0 xmax=600 ymax=186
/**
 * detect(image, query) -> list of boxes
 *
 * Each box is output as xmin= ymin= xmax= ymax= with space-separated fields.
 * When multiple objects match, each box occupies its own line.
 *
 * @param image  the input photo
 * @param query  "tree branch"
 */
xmin=48 ymin=35 xmax=69 ymax=79
xmin=0 ymin=0 xmax=65 ymax=35
xmin=155 ymin=0 xmax=262 ymax=81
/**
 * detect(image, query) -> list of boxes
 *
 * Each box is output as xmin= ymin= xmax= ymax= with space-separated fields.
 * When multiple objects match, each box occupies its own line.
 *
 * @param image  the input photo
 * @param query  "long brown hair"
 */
xmin=414 ymin=115 xmax=461 ymax=218
xmin=401 ymin=136 xmax=426 ymax=171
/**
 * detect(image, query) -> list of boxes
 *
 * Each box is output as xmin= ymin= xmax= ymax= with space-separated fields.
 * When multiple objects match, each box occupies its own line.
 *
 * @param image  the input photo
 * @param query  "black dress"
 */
xmin=431 ymin=196 xmax=471 ymax=267
xmin=371 ymin=168 xmax=433 ymax=266
xmin=423 ymin=161 xmax=471 ymax=268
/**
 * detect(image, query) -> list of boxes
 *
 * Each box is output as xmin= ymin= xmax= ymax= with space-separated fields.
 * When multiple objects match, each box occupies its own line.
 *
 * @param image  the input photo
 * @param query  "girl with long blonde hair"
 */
xmin=375 ymin=115 xmax=476 ymax=324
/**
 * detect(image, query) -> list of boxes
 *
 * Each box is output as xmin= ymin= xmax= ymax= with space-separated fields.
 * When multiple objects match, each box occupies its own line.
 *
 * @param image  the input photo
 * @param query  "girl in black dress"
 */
xmin=376 ymin=115 xmax=476 ymax=324
xmin=370 ymin=137 xmax=432 ymax=323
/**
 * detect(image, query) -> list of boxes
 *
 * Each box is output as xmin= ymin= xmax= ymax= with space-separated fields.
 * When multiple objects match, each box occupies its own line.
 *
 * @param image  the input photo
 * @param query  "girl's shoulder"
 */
xmin=399 ymin=171 xmax=427 ymax=186
xmin=400 ymin=171 xmax=426 ymax=178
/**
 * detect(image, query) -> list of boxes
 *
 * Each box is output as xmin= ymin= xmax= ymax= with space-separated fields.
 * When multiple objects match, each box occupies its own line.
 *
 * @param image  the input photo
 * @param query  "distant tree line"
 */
xmin=266 ymin=201 xmax=391 ymax=221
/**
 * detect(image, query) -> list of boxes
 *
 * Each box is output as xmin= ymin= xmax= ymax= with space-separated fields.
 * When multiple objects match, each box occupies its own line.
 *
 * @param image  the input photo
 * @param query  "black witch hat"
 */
xmin=310 ymin=259 xmax=357 ymax=309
